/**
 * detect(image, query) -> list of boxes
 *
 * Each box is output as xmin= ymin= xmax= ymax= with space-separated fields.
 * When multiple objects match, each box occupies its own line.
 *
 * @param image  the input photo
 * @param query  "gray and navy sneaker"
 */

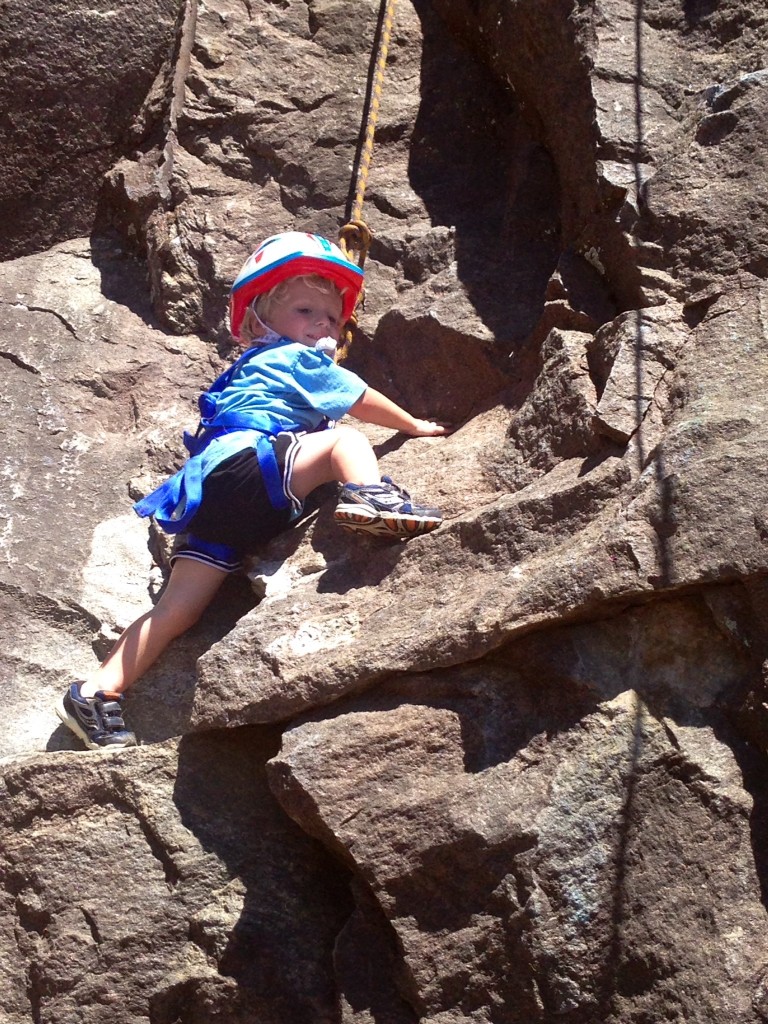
xmin=56 ymin=683 xmax=137 ymax=750
xmin=334 ymin=476 xmax=442 ymax=539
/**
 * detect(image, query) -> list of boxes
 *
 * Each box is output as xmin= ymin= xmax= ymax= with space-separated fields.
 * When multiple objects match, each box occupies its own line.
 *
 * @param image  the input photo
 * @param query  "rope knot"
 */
xmin=339 ymin=220 xmax=373 ymax=268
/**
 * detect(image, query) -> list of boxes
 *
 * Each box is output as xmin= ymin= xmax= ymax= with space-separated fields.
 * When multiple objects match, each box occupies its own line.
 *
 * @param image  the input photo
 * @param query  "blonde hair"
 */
xmin=239 ymin=274 xmax=345 ymax=344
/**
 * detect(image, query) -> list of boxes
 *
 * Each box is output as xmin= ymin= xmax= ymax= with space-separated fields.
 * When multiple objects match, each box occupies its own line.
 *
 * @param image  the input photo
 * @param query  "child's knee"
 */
xmin=333 ymin=424 xmax=367 ymax=448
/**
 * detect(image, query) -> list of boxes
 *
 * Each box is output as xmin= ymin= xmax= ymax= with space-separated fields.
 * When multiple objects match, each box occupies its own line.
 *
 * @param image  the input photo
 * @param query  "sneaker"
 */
xmin=56 ymin=683 xmax=137 ymax=750
xmin=334 ymin=476 xmax=443 ymax=539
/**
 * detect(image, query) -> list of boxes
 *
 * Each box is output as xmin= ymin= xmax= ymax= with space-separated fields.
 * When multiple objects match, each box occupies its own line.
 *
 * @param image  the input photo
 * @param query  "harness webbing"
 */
xmin=133 ymin=346 xmax=294 ymax=533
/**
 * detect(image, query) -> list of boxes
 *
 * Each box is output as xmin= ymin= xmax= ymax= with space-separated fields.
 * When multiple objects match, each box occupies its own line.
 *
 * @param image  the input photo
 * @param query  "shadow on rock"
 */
xmin=169 ymin=725 xmax=354 ymax=1023
xmin=409 ymin=0 xmax=561 ymax=350
xmin=90 ymin=230 xmax=164 ymax=330
xmin=715 ymin=716 xmax=768 ymax=912
xmin=131 ymin=574 xmax=258 ymax=743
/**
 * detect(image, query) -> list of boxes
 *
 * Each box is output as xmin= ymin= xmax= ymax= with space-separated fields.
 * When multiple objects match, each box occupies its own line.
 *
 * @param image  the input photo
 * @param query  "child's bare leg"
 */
xmin=80 ymin=558 xmax=228 ymax=697
xmin=293 ymin=425 xmax=443 ymax=540
xmin=291 ymin=425 xmax=379 ymax=498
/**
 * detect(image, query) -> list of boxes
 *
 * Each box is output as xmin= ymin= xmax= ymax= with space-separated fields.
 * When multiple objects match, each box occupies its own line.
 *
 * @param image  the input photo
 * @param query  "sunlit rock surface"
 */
xmin=2 ymin=0 xmax=768 ymax=1020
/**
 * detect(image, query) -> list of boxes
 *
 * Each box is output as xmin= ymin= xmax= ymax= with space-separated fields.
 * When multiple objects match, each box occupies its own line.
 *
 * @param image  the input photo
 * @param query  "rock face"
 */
xmin=0 ymin=0 xmax=181 ymax=260
xmin=2 ymin=0 xmax=768 ymax=1021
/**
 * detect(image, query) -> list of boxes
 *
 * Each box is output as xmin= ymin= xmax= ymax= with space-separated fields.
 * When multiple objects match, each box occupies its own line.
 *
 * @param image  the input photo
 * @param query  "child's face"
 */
xmin=265 ymin=278 xmax=343 ymax=346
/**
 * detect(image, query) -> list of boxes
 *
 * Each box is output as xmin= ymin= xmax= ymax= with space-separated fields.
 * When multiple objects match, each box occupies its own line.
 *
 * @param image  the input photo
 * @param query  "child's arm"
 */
xmin=349 ymin=387 xmax=453 ymax=436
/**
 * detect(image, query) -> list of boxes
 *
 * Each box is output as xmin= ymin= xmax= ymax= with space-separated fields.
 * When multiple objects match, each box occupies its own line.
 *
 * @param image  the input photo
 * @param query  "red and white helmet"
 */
xmin=229 ymin=231 xmax=364 ymax=339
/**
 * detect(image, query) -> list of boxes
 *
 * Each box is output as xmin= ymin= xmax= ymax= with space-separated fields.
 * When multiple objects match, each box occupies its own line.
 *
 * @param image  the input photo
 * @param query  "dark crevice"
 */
xmin=0 ymin=350 xmax=41 ymax=376
xmin=0 ymin=582 xmax=102 ymax=637
xmin=24 ymin=306 xmax=81 ymax=340
xmin=81 ymin=907 xmax=102 ymax=945
xmin=125 ymin=804 xmax=182 ymax=890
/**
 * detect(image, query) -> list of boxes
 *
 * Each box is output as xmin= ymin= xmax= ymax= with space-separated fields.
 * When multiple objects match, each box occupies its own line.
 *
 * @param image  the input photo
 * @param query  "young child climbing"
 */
xmin=56 ymin=231 xmax=450 ymax=751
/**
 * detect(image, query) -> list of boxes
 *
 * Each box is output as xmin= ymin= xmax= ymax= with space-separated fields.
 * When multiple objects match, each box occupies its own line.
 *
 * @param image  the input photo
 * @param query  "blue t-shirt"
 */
xmin=134 ymin=338 xmax=368 ymax=532
xmin=212 ymin=338 xmax=367 ymax=434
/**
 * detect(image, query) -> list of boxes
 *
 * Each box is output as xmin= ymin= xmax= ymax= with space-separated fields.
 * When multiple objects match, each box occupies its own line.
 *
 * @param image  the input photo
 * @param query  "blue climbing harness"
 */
xmin=134 ymin=344 xmax=295 ymax=533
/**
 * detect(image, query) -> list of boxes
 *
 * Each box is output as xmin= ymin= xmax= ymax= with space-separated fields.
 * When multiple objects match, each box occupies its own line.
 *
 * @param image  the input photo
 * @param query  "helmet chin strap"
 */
xmin=251 ymin=304 xmax=282 ymax=346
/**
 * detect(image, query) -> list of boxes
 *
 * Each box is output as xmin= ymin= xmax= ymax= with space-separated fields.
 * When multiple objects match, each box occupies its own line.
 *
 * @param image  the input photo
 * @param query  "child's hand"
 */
xmin=408 ymin=418 xmax=454 ymax=437
xmin=350 ymin=388 xmax=455 ymax=436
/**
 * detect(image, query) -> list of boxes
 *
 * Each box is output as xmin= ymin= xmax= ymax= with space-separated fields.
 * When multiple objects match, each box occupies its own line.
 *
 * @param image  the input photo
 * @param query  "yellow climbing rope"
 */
xmin=337 ymin=0 xmax=398 ymax=361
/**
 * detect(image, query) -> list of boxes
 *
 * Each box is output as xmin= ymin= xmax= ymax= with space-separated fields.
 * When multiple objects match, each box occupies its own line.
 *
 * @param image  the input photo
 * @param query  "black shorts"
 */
xmin=171 ymin=432 xmax=302 ymax=573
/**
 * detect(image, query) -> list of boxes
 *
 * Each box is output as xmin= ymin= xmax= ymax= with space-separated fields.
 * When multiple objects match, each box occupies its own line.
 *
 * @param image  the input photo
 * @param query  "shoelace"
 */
xmin=381 ymin=476 xmax=410 ymax=500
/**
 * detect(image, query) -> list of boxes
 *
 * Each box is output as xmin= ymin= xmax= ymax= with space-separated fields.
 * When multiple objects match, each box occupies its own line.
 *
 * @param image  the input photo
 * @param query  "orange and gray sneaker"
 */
xmin=56 ymin=683 xmax=137 ymax=750
xmin=334 ymin=476 xmax=442 ymax=539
